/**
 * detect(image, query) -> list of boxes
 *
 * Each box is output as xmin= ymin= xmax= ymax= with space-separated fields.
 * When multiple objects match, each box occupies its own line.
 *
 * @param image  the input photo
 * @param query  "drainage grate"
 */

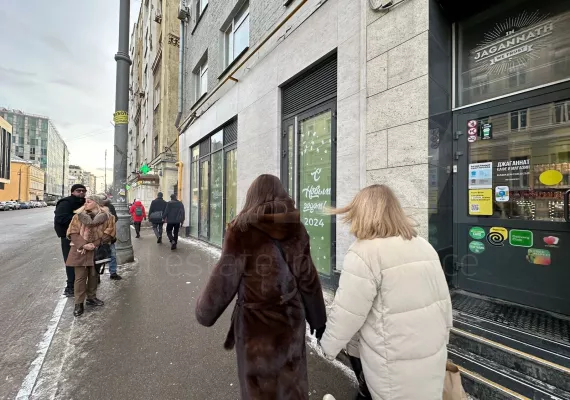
xmin=452 ymin=292 xmax=570 ymax=345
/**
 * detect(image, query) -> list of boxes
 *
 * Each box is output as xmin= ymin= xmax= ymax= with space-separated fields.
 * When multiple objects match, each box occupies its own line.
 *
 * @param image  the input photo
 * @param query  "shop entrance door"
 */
xmin=454 ymin=95 xmax=570 ymax=315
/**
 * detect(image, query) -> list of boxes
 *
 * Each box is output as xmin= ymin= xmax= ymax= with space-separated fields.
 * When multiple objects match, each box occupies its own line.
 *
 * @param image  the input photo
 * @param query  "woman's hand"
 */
xmin=83 ymin=243 xmax=96 ymax=251
xmin=311 ymin=325 xmax=326 ymax=341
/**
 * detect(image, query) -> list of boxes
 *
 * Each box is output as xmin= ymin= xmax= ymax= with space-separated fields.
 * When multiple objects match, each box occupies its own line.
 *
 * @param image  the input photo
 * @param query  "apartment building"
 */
xmin=127 ymin=0 xmax=180 ymax=208
xmin=0 ymin=108 xmax=69 ymax=200
xmin=0 ymin=116 xmax=11 ymax=189
xmin=0 ymin=156 xmax=45 ymax=202
xmin=176 ymin=0 xmax=570 ymax=396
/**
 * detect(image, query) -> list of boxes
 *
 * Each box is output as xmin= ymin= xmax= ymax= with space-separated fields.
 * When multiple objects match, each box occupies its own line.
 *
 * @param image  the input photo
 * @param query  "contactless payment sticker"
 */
xmin=495 ymin=186 xmax=509 ymax=202
xmin=527 ymin=249 xmax=551 ymax=266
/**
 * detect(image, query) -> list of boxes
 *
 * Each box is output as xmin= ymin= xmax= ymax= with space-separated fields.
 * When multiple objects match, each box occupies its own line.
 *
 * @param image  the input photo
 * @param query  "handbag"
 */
xmin=443 ymin=361 xmax=468 ymax=400
xmin=95 ymin=244 xmax=112 ymax=266
xmin=149 ymin=211 xmax=163 ymax=223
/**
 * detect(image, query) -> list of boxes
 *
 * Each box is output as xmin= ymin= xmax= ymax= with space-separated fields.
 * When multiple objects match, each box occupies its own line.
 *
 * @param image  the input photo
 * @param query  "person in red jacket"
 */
xmin=129 ymin=199 xmax=146 ymax=238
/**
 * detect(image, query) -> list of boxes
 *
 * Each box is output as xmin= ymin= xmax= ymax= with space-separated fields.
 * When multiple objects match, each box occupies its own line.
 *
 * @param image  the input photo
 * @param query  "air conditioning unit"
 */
xmin=178 ymin=0 xmax=190 ymax=20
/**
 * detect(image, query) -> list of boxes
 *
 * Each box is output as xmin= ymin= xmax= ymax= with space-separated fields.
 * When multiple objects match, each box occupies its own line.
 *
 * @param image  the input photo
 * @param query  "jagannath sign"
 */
xmin=471 ymin=11 xmax=555 ymax=74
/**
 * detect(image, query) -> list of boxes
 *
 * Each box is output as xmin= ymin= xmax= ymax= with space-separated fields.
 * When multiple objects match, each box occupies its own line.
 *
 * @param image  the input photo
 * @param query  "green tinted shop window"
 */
xmin=299 ymin=110 xmax=333 ymax=275
xmin=209 ymin=150 xmax=223 ymax=246
xmin=190 ymin=161 xmax=199 ymax=236
xmin=225 ymin=149 xmax=237 ymax=225
xmin=199 ymin=160 xmax=209 ymax=238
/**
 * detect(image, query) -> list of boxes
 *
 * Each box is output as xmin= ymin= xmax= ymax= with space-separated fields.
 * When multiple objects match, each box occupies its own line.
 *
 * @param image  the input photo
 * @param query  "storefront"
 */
xmin=450 ymin=0 xmax=570 ymax=315
xmin=188 ymin=120 xmax=237 ymax=246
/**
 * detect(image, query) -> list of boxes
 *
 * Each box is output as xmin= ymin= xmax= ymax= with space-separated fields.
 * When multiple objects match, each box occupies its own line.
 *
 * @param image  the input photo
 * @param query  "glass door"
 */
xmin=454 ymin=96 xmax=570 ymax=315
xmin=282 ymin=101 xmax=337 ymax=283
xmin=199 ymin=159 xmax=210 ymax=240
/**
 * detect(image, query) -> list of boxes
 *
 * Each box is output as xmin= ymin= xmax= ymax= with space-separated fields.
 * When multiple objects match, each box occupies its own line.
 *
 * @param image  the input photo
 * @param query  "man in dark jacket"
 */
xmin=148 ymin=192 xmax=168 ymax=244
xmin=163 ymin=194 xmax=185 ymax=250
xmin=54 ymin=184 xmax=87 ymax=297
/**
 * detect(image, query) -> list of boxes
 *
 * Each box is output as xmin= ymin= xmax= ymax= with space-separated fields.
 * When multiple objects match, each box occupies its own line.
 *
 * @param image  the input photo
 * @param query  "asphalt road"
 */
xmin=0 ymin=208 xmax=357 ymax=400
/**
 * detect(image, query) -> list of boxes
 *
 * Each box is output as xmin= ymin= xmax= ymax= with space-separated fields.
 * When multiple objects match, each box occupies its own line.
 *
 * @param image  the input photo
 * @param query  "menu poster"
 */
xmin=469 ymin=162 xmax=493 ymax=189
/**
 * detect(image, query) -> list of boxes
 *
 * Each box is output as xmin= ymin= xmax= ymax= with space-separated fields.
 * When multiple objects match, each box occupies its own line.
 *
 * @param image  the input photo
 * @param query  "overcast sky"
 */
xmin=0 ymin=0 xmax=142 ymax=174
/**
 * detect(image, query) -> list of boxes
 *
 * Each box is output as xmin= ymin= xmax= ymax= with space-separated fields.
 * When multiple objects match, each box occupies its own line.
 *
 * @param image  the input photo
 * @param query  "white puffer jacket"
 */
xmin=320 ymin=236 xmax=453 ymax=400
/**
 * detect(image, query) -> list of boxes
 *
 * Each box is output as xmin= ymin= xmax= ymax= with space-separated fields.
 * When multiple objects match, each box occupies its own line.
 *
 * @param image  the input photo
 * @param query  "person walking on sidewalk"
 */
xmin=163 ymin=194 xmax=184 ymax=250
xmin=195 ymin=174 xmax=327 ymax=400
xmin=129 ymin=199 xmax=146 ymax=238
xmin=66 ymin=195 xmax=116 ymax=317
xmin=319 ymin=185 xmax=452 ymax=400
xmin=54 ymin=184 xmax=87 ymax=297
xmin=98 ymin=194 xmax=122 ymax=280
xmin=148 ymin=192 xmax=167 ymax=244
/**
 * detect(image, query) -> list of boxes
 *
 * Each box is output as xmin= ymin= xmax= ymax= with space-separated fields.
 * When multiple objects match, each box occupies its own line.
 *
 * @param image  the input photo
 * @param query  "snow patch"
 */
xmin=178 ymin=237 xmax=221 ymax=258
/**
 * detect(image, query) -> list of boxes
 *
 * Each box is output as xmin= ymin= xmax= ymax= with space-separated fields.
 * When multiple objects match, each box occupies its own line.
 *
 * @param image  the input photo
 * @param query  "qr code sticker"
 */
xmin=470 ymin=204 xmax=480 ymax=212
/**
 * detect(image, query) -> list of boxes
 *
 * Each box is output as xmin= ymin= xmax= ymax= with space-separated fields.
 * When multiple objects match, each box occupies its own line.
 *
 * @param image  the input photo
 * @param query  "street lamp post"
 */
xmin=112 ymin=0 xmax=134 ymax=264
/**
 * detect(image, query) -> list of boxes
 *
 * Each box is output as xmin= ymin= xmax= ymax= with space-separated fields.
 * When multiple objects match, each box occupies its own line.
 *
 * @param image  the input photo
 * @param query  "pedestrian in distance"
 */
xmin=319 ymin=185 xmax=452 ymax=400
xmin=129 ymin=199 xmax=146 ymax=238
xmin=148 ymin=192 xmax=167 ymax=244
xmin=163 ymin=193 xmax=184 ymax=250
xmin=54 ymin=184 xmax=87 ymax=297
xmin=66 ymin=195 xmax=116 ymax=317
xmin=97 ymin=194 xmax=122 ymax=280
xmin=195 ymin=174 xmax=327 ymax=400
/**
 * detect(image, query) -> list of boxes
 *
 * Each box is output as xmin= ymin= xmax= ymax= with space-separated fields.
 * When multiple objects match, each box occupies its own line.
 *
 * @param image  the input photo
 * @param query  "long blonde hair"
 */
xmin=330 ymin=185 xmax=417 ymax=240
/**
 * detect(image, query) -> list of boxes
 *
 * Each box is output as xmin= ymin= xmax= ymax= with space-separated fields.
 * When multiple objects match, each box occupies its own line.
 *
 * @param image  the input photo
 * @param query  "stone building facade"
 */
xmin=127 ymin=0 xmax=181 ymax=209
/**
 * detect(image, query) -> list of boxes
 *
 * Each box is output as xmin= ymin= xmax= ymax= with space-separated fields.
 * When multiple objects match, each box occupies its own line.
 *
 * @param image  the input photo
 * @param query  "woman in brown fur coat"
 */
xmin=196 ymin=174 xmax=327 ymax=400
xmin=66 ymin=195 xmax=116 ymax=317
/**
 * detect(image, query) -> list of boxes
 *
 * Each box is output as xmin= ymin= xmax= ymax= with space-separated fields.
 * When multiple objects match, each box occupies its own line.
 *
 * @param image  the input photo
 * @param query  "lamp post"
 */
xmin=112 ymin=0 xmax=134 ymax=264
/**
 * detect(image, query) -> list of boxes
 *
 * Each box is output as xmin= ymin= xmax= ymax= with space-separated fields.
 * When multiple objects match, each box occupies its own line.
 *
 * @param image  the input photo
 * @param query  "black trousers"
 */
xmin=166 ymin=223 xmax=180 ymax=243
xmin=60 ymin=237 xmax=75 ymax=289
xmin=134 ymin=222 xmax=141 ymax=236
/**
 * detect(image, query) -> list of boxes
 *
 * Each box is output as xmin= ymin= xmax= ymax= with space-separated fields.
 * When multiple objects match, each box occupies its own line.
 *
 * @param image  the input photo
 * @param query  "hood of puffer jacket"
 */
xmin=133 ymin=201 xmax=143 ymax=207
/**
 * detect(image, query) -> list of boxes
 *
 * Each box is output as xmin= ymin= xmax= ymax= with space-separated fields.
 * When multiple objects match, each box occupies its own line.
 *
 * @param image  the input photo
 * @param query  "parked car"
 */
xmin=0 ymin=202 xmax=10 ymax=211
xmin=19 ymin=202 xmax=31 ymax=209
xmin=41 ymin=201 xmax=48 ymax=207
xmin=46 ymin=200 xmax=56 ymax=206
xmin=9 ymin=201 xmax=21 ymax=210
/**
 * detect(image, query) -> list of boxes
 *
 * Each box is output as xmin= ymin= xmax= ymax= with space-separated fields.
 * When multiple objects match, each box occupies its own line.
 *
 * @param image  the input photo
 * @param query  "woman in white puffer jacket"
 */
xmin=320 ymin=185 xmax=453 ymax=400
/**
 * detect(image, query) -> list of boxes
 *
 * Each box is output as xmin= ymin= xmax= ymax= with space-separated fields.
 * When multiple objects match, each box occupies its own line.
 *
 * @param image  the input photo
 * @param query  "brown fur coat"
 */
xmin=195 ymin=210 xmax=326 ymax=400
xmin=66 ymin=207 xmax=116 ymax=267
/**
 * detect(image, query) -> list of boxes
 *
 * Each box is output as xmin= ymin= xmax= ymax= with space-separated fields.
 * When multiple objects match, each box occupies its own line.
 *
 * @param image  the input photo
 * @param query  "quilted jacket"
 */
xmin=320 ymin=236 xmax=453 ymax=400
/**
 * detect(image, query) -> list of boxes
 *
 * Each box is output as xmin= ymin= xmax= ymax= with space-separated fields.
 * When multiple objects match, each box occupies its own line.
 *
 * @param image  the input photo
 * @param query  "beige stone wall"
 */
xmin=365 ymin=0 xmax=430 ymax=239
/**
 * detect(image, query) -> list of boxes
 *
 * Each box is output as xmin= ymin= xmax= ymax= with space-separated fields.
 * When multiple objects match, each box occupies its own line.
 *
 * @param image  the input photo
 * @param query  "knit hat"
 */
xmin=86 ymin=194 xmax=104 ymax=206
xmin=71 ymin=184 xmax=86 ymax=193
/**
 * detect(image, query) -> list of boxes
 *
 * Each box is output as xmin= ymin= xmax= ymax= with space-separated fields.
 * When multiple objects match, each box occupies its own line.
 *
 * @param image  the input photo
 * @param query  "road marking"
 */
xmin=15 ymin=297 xmax=68 ymax=400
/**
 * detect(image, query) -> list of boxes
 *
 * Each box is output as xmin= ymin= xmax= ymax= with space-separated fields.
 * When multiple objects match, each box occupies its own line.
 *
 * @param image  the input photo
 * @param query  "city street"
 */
xmin=0 ymin=208 xmax=357 ymax=400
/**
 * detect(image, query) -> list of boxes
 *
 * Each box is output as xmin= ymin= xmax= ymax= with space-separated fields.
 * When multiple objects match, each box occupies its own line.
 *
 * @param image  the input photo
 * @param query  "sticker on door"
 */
xmin=527 ymin=249 xmax=551 ymax=266
xmin=509 ymin=229 xmax=533 ymax=247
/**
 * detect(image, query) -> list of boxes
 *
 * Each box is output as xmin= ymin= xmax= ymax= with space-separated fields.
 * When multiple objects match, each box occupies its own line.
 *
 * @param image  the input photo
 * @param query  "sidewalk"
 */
xmin=34 ymin=227 xmax=357 ymax=400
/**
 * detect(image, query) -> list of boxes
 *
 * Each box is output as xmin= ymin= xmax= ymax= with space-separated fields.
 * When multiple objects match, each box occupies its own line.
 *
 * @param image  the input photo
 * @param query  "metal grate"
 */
xmin=452 ymin=292 xmax=570 ymax=344
xmin=282 ymin=54 xmax=337 ymax=118
xmin=224 ymin=120 xmax=237 ymax=145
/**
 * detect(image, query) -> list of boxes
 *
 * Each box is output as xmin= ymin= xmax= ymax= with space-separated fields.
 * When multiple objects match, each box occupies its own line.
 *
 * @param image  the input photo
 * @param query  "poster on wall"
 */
xmin=469 ymin=189 xmax=494 ymax=215
xmin=469 ymin=162 xmax=493 ymax=189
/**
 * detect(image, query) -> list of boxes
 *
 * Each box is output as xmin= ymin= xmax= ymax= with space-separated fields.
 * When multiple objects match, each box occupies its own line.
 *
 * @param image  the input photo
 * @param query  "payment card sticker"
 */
xmin=527 ymin=249 xmax=551 ymax=266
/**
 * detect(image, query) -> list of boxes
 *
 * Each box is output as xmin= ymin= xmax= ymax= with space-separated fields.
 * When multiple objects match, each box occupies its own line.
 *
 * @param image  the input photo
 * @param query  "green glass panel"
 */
xmin=190 ymin=161 xmax=199 ymax=236
xmin=225 ymin=149 xmax=237 ymax=225
xmin=199 ymin=160 xmax=209 ymax=237
xmin=209 ymin=151 xmax=223 ymax=245
xmin=299 ymin=110 xmax=333 ymax=275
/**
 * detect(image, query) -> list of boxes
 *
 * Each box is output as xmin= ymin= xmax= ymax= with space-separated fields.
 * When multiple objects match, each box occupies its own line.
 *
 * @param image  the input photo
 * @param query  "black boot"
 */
xmin=349 ymin=356 xmax=372 ymax=400
xmin=171 ymin=241 xmax=177 ymax=250
xmin=63 ymin=287 xmax=74 ymax=297
xmin=157 ymin=236 xmax=162 ymax=244
xmin=86 ymin=298 xmax=104 ymax=306
xmin=73 ymin=303 xmax=84 ymax=317
xmin=110 ymin=273 xmax=122 ymax=280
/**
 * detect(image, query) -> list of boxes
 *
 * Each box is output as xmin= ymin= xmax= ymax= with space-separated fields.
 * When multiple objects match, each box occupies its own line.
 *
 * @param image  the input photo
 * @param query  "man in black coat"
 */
xmin=163 ymin=194 xmax=185 ymax=250
xmin=54 ymin=184 xmax=87 ymax=297
xmin=148 ymin=192 xmax=168 ymax=244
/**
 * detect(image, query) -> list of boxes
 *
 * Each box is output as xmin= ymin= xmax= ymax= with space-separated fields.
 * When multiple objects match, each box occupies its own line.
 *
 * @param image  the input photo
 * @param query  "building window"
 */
xmin=194 ymin=56 xmax=208 ymax=101
xmin=154 ymin=83 xmax=160 ymax=109
xmin=196 ymin=0 xmax=208 ymax=18
xmin=224 ymin=3 xmax=250 ymax=67
xmin=153 ymin=136 xmax=159 ymax=159
xmin=510 ymin=110 xmax=528 ymax=131
xmin=189 ymin=120 xmax=237 ymax=245
xmin=554 ymin=101 xmax=570 ymax=124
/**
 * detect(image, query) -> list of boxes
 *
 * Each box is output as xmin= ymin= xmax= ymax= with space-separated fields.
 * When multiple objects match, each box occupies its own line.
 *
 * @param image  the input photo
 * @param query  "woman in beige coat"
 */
xmin=66 ymin=195 xmax=116 ymax=317
xmin=320 ymin=185 xmax=452 ymax=400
